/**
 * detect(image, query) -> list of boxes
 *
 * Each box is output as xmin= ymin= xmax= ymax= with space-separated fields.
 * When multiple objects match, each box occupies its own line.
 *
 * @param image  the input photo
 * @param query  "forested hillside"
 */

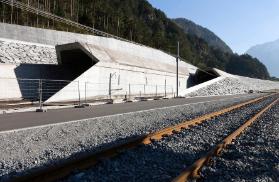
xmin=174 ymin=18 xmax=232 ymax=54
xmin=0 ymin=0 xmax=271 ymax=79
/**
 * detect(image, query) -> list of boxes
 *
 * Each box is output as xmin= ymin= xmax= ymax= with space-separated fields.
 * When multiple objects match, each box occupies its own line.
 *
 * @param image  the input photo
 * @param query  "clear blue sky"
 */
xmin=148 ymin=0 xmax=279 ymax=54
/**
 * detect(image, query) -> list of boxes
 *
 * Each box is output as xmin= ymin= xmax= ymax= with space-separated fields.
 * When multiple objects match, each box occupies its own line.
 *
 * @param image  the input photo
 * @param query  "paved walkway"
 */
xmin=0 ymin=94 xmax=255 ymax=132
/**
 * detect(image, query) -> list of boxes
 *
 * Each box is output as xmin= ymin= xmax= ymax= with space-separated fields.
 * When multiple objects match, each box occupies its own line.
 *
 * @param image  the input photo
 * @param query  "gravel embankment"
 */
xmin=186 ymin=77 xmax=279 ymax=97
xmin=61 ymin=95 xmax=278 ymax=182
xmin=0 ymin=94 xmax=264 ymax=181
xmin=0 ymin=40 xmax=57 ymax=64
xmin=201 ymin=99 xmax=279 ymax=181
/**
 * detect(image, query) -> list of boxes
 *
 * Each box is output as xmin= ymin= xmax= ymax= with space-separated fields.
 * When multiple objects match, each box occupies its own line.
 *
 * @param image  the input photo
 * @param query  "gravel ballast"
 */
xmin=61 ymin=95 xmax=278 ymax=182
xmin=0 ymin=94 xmax=264 ymax=181
xmin=186 ymin=77 xmax=279 ymax=97
xmin=201 ymin=99 xmax=279 ymax=181
xmin=0 ymin=39 xmax=57 ymax=64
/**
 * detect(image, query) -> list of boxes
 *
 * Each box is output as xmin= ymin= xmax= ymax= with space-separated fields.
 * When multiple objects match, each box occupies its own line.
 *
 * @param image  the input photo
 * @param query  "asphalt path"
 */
xmin=0 ymin=94 xmax=258 ymax=132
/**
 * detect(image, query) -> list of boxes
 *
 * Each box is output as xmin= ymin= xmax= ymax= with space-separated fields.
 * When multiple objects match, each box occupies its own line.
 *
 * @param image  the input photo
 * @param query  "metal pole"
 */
xmin=36 ymin=79 xmax=45 ymax=112
xmin=84 ymin=82 xmax=87 ymax=104
xmin=39 ymin=79 xmax=42 ymax=110
xmin=109 ymin=73 xmax=112 ymax=99
xmin=78 ymin=81 xmax=81 ymax=106
xmin=176 ymin=41 xmax=179 ymax=98
xmin=144 ymin=84 xmax=146 ymax=95
xmin=11 ymin=0 xmax=13 ymax=23
xmin=156 ymin=85 xmax=158 ymax=97
xmin=129 ymin=83 xmax=131 ymax=100
xmin=37 ymin=0 xmax=39 ymax=27
xmin=165 ymin=79 xmax=167 ymax=98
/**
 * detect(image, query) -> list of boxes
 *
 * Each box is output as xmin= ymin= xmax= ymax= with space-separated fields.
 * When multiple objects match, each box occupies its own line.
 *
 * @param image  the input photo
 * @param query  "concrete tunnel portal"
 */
xmin=56 ymin=43 xmax=98 ymax=81
xmin=29 ymin=42 xmax=219 ymax=102
xmin=15 ymin=43 xmax=98 ymax=102
xmin=29 ymin=43 xmax=99 ymax=101
xmin=53 ymin=42 xmax=220 ymax=101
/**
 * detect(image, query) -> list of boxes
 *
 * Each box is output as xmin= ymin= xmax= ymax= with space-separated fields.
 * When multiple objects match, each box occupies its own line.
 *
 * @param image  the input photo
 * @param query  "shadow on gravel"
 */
xmin=2 ymin=134 xmax=148 ymax=181
xmin=61 ymin=138 xmax=214 ymax=182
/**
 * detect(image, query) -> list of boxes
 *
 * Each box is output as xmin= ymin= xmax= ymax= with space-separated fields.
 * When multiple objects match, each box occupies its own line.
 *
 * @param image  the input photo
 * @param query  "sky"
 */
xmin=148 ymin=0 xmax=279 ymax=54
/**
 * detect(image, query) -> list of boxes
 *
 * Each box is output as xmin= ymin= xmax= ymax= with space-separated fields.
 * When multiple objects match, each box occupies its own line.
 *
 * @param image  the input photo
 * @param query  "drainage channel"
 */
xmin=10 ymin=94 xmax=277 ymax=182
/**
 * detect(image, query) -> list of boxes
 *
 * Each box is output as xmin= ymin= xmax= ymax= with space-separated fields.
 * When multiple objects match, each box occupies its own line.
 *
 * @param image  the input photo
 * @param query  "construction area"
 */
xmin=0 ymin=0 xmax=279 ymax=182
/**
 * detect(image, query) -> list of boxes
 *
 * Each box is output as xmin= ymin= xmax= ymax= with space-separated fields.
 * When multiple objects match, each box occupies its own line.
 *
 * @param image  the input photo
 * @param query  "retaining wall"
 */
xmin=0 ymin=23 xmax=195 ymax=101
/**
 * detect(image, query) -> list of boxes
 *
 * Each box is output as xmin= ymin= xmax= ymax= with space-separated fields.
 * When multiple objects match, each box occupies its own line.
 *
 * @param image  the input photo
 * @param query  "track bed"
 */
xmin=61 ymin=95 xmax=278 ymax=182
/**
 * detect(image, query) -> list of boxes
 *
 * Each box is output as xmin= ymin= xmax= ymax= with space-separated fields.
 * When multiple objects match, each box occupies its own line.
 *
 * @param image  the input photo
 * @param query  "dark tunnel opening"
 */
xmin=188 ymin=69 xmax=219 ymax=88
xmin=14 ymin=46 xmax=97 ymax=101
xmin=59 ymin=49 xmax=95 ymax=80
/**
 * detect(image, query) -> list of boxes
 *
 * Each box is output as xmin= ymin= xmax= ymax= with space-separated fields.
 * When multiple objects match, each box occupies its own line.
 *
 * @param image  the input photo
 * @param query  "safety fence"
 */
xmin=0 ymin=77 xmax=175 ymax=110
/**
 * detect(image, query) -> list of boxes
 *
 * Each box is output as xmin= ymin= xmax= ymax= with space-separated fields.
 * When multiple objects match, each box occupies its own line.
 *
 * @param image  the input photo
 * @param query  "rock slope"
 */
xmin=0 ymin=39 xmax=57 ymax=65
xmin=185 ymin=76 xmax=279 ymax=97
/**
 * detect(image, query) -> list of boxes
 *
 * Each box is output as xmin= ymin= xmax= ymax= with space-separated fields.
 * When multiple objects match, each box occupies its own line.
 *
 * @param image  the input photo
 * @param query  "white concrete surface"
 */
xmin=0 ymin=65 xmax=22 ymax=100
xmin=1 ymin=23 xmax=277 ymax=102
xmin=47 ymin=41 xmax=191 ymax=102
xmin=0 ymin=23 xmax=198 ymax=102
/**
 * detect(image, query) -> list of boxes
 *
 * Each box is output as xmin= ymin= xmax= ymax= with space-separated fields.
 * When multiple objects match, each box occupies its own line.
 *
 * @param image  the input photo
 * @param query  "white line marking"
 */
xmin=0 ymin=94 xmax=261 ymax=134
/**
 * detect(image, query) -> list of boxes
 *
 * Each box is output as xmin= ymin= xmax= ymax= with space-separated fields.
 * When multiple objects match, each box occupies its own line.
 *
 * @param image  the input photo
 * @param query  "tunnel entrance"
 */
xmin=59 ymin=48 xmax=95 ymax=80
xmin=14 ymin=42 xmax=98 ymax=101
xmin=188 ymin=68 xmax=219 ymax=88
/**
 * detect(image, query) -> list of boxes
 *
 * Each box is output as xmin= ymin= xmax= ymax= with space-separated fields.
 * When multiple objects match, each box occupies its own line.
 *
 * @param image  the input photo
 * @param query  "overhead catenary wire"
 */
xmin=0 ymin=0 xmax=218 ymax=78
xmin=0 ymin=0 xmax=144 ymax=45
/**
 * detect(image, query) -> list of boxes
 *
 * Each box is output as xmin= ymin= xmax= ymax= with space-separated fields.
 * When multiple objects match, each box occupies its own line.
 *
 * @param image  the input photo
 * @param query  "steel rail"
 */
xmin=172 ymin=96 xmax=279 ymax=182
xmin=8 ymin=94 xmax=273 ymax=182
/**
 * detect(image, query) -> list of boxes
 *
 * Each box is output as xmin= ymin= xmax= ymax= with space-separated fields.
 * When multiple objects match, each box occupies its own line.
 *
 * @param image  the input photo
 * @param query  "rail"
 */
xmin=172 ymin=96 xmax=279 ymax=182
xmin=9 ymin=94 xmax=274 ymax=182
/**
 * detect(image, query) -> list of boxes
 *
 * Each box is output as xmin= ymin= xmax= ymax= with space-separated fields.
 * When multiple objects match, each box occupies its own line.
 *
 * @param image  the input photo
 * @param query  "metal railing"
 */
xmin=0 ymin=77 xmax=175 ymax=111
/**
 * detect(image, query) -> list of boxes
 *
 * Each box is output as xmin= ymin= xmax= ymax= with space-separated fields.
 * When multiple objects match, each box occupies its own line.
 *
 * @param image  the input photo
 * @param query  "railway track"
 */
xmin=173 ymin=96 xmax=279 ymax=182
xmin=201 ymin=100 xmax=279 ymax=181
xmin=9 ymin=93 xmax=278 ymax=182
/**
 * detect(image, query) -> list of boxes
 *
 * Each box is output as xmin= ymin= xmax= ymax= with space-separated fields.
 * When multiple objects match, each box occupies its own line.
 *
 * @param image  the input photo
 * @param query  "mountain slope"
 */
xmin=174 ymin=18 xmax=232 ymax=54
xmin=0 ymin=0 xmax=270 ymax=79
xmin=247 ymin=39 xmax=279 ymax=77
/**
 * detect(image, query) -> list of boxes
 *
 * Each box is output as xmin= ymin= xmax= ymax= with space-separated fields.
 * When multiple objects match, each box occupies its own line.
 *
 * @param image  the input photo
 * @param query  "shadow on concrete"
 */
xmin=14 ymin=45 xmax=96 ymax=101
xmin=14 ymin=64 xmax=72 ymax=101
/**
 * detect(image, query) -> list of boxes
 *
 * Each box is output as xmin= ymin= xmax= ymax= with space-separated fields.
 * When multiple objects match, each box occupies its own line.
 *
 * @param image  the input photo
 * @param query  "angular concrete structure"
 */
xmin=0 ymin=23 xmax=198 ymax=102
xmin=46 ymin=39 xmax=193 ymax=102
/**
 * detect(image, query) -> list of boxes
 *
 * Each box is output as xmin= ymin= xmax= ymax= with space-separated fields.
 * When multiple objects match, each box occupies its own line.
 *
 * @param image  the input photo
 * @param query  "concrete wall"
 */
xmin=0 ymin=63 xmax=75 ymax=100
xmin=47 ymin=61 xmax=188 ymax=102
xmin=0 ymin=23 xmax=196 ymax=101
xmin=0 ymin=23 xmax=197 ymax=72
xmin=0 ymin=65 xmax=22 ymax=100
xmin=47 ymin=39 xmax=191 ymax=102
